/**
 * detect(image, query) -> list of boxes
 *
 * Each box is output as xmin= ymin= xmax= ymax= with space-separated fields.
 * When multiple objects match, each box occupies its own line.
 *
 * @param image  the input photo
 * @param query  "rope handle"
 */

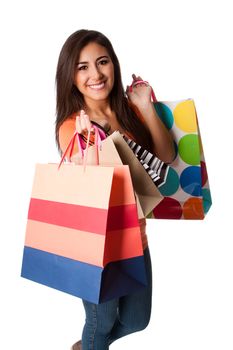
xmin=129 ymin=79 xmax=157 ymax=103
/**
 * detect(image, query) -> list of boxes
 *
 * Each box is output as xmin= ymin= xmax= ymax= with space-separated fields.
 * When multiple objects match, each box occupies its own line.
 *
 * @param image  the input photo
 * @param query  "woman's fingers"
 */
xmin=132 ymin=74 xmax=143 ymax=81
xmin=75 ymin=115 xmax=82 ymax=133
xmin=76 ymin=110 xmax=92 ymax=134
xmin=132 ymin=74 xmax=148 ymax=88
xmin=80 ymin=112 xmax=89 ymax=132
xmin=79 ymin=111 xmax=86 ymax=132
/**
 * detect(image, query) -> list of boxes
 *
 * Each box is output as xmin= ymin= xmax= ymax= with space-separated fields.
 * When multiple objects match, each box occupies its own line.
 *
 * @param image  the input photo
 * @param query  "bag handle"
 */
xmin=129 ymin=79 xmax=157 ymax=103
xmin=83 ymin=124 xmax=102 ymax=168
xmin=58 ymin=124 xmax=102 ymax=170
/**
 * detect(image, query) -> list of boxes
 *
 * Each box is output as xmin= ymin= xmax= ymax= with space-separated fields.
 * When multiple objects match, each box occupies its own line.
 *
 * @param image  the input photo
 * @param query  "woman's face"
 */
xmin=74 ymin=42 xmax=115 ymax=103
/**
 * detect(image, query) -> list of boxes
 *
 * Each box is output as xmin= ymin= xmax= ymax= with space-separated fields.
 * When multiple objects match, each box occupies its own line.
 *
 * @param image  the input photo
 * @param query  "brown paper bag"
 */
xmin=71 ymin=132 xmax=163 ymax=218
xmin=103 ymin=133 xmax=163 ymax=217
xmin=71 ymin=135 xmax=122 ymax=166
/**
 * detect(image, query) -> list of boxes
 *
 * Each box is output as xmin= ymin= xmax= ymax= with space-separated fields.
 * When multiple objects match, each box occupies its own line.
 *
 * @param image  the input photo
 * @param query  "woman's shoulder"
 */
xmin=58 ymin=112 xmax=77 ymax=154
xmin=59 ymin=112 xmax=76 ymax=129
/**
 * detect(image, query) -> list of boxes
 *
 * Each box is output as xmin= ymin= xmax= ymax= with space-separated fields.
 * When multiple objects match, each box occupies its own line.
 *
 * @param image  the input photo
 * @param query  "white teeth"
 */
xmin=89 ymin=82 xmax=105 ymax=90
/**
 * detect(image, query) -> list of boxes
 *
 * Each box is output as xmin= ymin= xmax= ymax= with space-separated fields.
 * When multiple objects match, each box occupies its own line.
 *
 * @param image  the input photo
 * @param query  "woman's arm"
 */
xmin=137 ymin=101 xmax=175 ymax=163
xmin=126 ymin=75 xmax=176 ymax=163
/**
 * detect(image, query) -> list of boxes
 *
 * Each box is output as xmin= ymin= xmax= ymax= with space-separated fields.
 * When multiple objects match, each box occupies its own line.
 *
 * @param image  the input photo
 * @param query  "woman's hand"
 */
xmin=76 ymin=110 xmax=94 ymax=135
xmin=72 ymin=110 xmax=94 ymax=164
xmin=126 ymin=74 xmax=152 ymax=110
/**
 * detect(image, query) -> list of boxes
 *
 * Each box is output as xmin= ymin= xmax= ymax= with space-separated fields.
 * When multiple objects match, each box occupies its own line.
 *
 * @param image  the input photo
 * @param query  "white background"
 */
xmin=0 ymin=0 xmax=232 ymax=349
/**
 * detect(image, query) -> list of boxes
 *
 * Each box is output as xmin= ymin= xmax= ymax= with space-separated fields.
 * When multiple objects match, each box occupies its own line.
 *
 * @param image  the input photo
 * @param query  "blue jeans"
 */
xmin=81 ymin=248 xmax=152 ymax=350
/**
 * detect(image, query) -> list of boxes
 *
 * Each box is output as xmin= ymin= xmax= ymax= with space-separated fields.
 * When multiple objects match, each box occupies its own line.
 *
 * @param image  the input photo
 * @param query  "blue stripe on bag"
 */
xmin=21 ymin=247 xmax=147 ymax=304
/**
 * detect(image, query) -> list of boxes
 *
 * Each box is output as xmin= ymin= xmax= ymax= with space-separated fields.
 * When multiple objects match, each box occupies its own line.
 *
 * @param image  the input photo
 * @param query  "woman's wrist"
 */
xmin=135 ymin=100 xmax=155 ymax=115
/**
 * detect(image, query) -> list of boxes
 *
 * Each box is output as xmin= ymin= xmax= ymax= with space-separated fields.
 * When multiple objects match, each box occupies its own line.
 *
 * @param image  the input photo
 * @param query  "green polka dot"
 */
xmin=178 ymin=134 xmax=200 ymax=165
xmin=154 ymin=102 xmax=174 ymax=130
xmin=159 ymin=167 xmax=180 ymax=196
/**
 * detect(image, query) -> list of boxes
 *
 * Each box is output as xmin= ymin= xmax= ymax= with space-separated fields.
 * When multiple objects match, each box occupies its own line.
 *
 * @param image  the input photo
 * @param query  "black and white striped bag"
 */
xmin=123 ymin=135 xmax=170 ymax=188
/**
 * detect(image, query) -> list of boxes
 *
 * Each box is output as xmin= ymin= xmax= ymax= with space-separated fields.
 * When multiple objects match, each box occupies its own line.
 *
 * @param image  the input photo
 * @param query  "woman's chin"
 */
xmin=86 ymin=91 xmax=110 ymax=101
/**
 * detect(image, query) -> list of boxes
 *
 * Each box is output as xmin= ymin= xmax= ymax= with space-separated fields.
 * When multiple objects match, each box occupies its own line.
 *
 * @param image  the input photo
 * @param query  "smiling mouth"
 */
xmin=88 ymin=81 xmax=106 ymax=90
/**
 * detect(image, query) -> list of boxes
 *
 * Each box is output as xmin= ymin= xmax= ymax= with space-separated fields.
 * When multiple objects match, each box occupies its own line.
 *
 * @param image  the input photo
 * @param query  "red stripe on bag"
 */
xmin=107 ymin=205 xmax=139 ymax=230
xmin=28 ymin=198 xmax=108 ymax=234
xmin=28 ymin=198 xmax=139 ymax=234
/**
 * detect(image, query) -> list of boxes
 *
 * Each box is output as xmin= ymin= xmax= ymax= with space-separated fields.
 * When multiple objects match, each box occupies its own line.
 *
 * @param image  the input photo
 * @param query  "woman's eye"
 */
xmin=99 ymin=60 xmax=108 ymax=65
xmin=78 ymin=65 xmax=87 ymax=71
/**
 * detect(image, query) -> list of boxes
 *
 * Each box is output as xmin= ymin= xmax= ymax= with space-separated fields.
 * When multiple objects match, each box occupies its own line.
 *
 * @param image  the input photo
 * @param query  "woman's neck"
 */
xmin=83 ymin=98 xmax=123 ymax=134
xmin=84 ymin=98 xmax=112 ymax=119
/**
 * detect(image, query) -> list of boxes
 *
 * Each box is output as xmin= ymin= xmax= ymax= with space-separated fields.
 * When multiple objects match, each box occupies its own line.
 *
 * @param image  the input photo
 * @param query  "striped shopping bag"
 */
xmin=21 ymin=160 xmax=147 ymax=304
xmin=122 ymin=134 xmax=170 ymax=188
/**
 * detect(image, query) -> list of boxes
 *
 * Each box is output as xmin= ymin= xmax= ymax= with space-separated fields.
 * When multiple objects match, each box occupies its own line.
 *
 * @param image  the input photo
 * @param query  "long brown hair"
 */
xmin=55 ymin=29 xmax=153 ymax=151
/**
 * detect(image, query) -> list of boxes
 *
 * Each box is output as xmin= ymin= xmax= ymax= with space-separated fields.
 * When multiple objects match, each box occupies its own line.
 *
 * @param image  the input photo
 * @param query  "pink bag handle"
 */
xmin=129 ymin=79 xmax=157 ymax=103
xmin=58 ymin=131 xmax=83 ymax=169
xmin=92 ymin=124 xmax=101 ymax=165
xmin=58 ymin=124 xmax=102 ymax=170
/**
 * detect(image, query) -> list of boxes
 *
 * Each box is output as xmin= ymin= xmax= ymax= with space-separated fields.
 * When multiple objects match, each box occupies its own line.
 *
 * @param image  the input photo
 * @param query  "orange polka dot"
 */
xmin=183 ymin=198 xmax=204 ymax=219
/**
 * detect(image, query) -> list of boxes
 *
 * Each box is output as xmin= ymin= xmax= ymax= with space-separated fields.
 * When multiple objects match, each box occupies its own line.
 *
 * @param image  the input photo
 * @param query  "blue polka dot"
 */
xmin=180 ymin=166 xmax=202 ymax=196
xmin=202 ymin=188 xmax=212 ymax=213
xmin=159 ymin=167 xmax=180 ymax=196
xmin=154 ymin=102 xmax=174 ymax=129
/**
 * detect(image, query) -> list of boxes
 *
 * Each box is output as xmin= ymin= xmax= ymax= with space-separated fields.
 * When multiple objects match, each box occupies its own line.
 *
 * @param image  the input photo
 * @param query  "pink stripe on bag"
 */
xmin=103 ymin=227 xmax=143 ymax=265
xmin=25 ymin=220 xmax=143 ymax=267
xmin=25 ymin=220 xmax=105 ymax=266
xmin=28 ymin=198 xmax=139 ymax=233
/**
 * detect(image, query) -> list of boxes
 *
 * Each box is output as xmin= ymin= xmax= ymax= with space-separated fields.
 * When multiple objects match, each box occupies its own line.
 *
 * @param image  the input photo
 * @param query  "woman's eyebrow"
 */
xmin=96 ymin=55 xmax=109 ymax=61
xmin=77 ymin=55 xmax=109 ymax=65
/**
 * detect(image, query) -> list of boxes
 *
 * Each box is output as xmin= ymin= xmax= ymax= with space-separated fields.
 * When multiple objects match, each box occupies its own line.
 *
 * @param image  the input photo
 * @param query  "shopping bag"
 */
xmin=21 ymin=132 xmax=147 ymax=304
xmin=121 ymin=134 xmax=170 ymax=188
xmin=151 ymin=99 xmax=212 ymax=219
xmin=128 ymin=79 xmax=212 ymax=219
xmin=108 ymin=131 xmax=163 ymax=218
xmin=71 ymin=129 xmax=164 ymax=219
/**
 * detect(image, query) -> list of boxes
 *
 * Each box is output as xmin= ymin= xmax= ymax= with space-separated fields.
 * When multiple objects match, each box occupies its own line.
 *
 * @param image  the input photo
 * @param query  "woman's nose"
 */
xmin=90 ymin=65 xmax=103 ymax=80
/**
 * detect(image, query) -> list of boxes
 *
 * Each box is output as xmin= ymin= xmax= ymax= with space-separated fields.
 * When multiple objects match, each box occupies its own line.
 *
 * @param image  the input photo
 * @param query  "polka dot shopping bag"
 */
xmin=150 ymin=98 xmax=212 ymax=219
xmin=129 ymin=79 xmax=212 ymax=220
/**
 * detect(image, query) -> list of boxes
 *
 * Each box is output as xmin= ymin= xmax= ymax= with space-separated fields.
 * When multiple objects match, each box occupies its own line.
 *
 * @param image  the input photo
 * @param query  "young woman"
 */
xmin=55 ymin=29 xmax=175 ymax=350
